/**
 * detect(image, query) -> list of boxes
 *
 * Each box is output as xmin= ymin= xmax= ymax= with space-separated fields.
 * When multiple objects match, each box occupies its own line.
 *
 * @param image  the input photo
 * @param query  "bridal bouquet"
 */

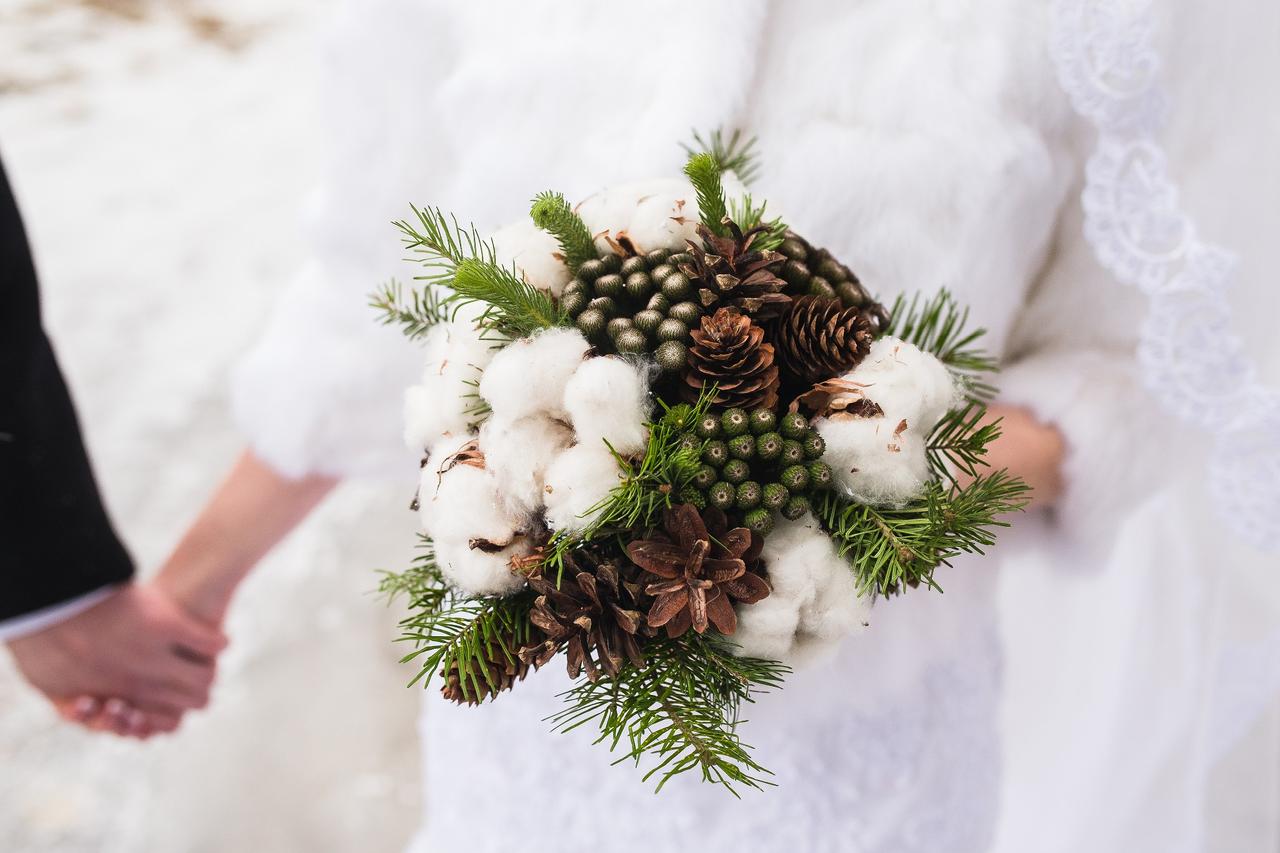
xmin=374 ymin=133 xmax=1026 ymax=792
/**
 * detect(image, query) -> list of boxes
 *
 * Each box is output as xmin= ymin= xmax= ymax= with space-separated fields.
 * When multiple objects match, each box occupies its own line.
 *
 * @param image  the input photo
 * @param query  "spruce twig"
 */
xmin=728 ymin=194 xmax=787 ymax=252
xmin=369 ymin=278 xmax=451 ymax=340
xmin=684 ymin=128 xmax=762 ymax=185
xmin=884 ymin=290 xmax=998 ymax=399
xmin=530 ymin=190 xmax=597 ymax=273
xmin=450 ymin=258 xmax=568 ymax=339
xmin=684 ymin=152 xmax=730 ymax=237
xmin=927 ymin=399 xmax=1004 ymax=486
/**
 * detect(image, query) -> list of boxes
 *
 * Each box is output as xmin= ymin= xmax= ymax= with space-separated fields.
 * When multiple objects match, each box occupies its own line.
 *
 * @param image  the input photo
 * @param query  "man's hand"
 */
xmin=6 ymin=584 xmax=227 ymax=738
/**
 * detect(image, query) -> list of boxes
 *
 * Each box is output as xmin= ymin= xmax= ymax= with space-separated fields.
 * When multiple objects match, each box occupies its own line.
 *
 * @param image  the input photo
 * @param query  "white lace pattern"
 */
xmin=1051 ymin=0 xmax=1280 ymax=552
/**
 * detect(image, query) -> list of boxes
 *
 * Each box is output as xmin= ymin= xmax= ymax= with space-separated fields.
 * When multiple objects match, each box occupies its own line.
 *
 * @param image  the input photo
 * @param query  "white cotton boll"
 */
xmin=417 ymin=450 xmax=520 ymax=545
xmin=433 ymin=536 xmax=528 ymax=597
xmin=797 ymin=547 xmax=873 ymax=645
xmin=542 ymin=442 xmax=623 ymax=533
xmin=479 ymin=327 xmax=590 ymax=420
xmin=563 ymin=356 xmax=652 ymax=456
xmin=850 ymin=337 xmax=961 ymax=428
xmin=731 ymin=595 xmax=802 ymax=661
xmin=478 ymin=414 xmax=574 ymax=517
xmin=628 ymin=189 xmax=699 ymax=252
xmin=817 ymin=415 xmax=931 ymax=507
xmin=577 ymin=178 xmax=698 ymax=254
xmin=402 ymin=319 xmax=495 ymax=451
xmin=491 ymin=219 xmax=571 ymax=297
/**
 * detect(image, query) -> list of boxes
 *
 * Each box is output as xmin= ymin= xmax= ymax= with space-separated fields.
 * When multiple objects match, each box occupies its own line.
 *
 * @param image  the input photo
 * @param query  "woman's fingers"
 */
xmin=166 ymin=612 xmax=228 ymax=660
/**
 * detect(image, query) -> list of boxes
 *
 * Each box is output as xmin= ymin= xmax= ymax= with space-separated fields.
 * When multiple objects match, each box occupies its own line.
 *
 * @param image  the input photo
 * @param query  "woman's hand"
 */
xmin=969 ymin=403 xmax=1066 ymax=507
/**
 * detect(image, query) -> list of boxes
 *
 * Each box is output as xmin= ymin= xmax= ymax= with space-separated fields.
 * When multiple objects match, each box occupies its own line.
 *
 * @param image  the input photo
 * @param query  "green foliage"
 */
xmin=394 ymin=204 xmax=496 ymax=288
xmin=684 ymin=128 xmax=762 ymax=185
xmin=728 ymin=194 xmax=787 ymax=252
xmin=814 ymin=471 xmax=1030 ymax=597
xmin=549 ymin=632 xmax=789 ymax=795
xmin=451 ymin=257 xmax=568 ymax=339
xmin=684 ymin=152 xmax=729 ymax=237
xmin=530 ymin=190 xmax=598 ymax=272
xmin=369 ymin=278 xmax=451 ymax=340
xmin=927 ymin=399 xmax=1004 ymax=486
xmin=381 ymin=538 xmax=537 ymax=697
xmin=884 ymin=290 xmax=998 ymax=399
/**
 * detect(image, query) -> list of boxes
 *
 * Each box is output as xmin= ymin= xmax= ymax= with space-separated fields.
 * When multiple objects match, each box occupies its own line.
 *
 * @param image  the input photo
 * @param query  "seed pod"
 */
xmin=633 ymin=309 xmax=664 ymax=335
xmin=803 ymin=431 xmax=827 ymax=459
xmin=661 ymin=272 xmax=692 ymax=301
xmin=721 ymin=408 xmax=750 ymax=437
xmin=702 ymin=440 xmax=729 ymax=468
xmin=762 ymin=482 xmax=790 ymax=511
xmin=562 ymin=279 xmax=588 ymax=298
xmin=599 ymin=253 xmax=622 ymax=274
xmin=782 ymin=259 xmax=812 ymax=289
xmin=615 ymin=328 xmax=648 ymax=354
xmin=650 ymin=263 xmax=676 ymax=283
xmin=656 ymin=318 xmax=689 ymax=343
xmin=808 ymin=276 xmax=836 ymax=299
xmin=836 ymin=281 xmax=871 ymax=309
xmin=780 ymin=439 xmax=805 ymax=466
xmin=728 ymin=434 xmax=756 ymax=460
xmin=694 ymin=414 xmax=722 ymax=439
xmin=708 ymin=481 xmax=736 ymax=511
xmin=779 ymin=238 xmax=809 ymax=261
xmin=654 ymin=340 xmax=688 ymax=373
xmin=668 ymin=301 xmax=702 ymax=326
xmin=577 ymin=259 xmax=606 ymax=281
xmin=749 ymin=408 xmax=777 ymax=435
xmin=588 ymin=296 xmax=617 ymax=316
xmin=780 ymin=412 xmax=809 ymax=439
xmin=607 ymin=317 xmax=634 ymax=339
xmin=817 ymin=257 xmax=845 ymax=283
xmin=560 ymin=291 xmax=587 ymax=317
xmin=620 ymin=256 xmax=648 ymax=277
xmin=594 ymin=274 xmax=624 ymax=299
xmin=692 ymin=464 xmax=718 ymax=490
xmin=744 ymin=507 xmax=775 ymax=536
xmin=781 ymin=494 xmax=810 ymax=520
xmin=780 ymin=464 xmax=810 ymax=492
xmin=755 ymin=432 xmax=783 ymax=462
xmin=668 ymin=252 xmax=693 ymax=267
xmin=645 ymin=248 xmax=671 ymax=266
xmin=808 ymin=461 xmax=833 ymax=490
xmin=678 ymin=486 xmax=707 ymax=510
xmin=735 ymin=481 xmax=762 ymax=510
xmin=575 ymin=308 xmax=607 ymax=339
xmin=647 ymin=293 xmax=671 ymax=313
xmin=676 ymin=433 xmax=702 ymax=456
xmin=722 ymin=459 xmax=750 ymax=484
xmin=624 ymin=272 xmax=653 ymax=301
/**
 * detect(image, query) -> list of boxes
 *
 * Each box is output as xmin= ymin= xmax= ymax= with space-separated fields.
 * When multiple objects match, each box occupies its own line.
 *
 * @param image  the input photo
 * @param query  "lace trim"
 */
xmin=1051 ymin=0 xmax=1280 ymax=552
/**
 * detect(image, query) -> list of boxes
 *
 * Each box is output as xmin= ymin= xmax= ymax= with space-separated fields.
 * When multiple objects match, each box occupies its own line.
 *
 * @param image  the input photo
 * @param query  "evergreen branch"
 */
xmin=451 ymin=258 xmax=568 ymax=339
xmin=728 ymin=194 xmax=787 ymax=251
xmin=549 ymin=632 xmax=789 ymax=795
xmin=394 ymin=204 xmax=496 ymax=288
xmin=684 ymin=152 xmax=730 ymax=237
xmin=684 ymin=128 xmax=762 ymax=185
xmin=530 ymin=191 xmax=598 ymax=273
xmin=927 ymin=399 xmax=1004 ymax=486
xmin=369 ymin=278 xmax=451 ymax=340
xmin=814 ymin=468 xmax=1030 ymax=597
xmin=884 ymin=290 xmax=998 ymax=399
xmin=378 ymin=535 xmax=449 ymax=612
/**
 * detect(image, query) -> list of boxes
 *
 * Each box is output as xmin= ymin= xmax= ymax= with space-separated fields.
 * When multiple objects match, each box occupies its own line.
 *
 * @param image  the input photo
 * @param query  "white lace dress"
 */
xmin=231 ymin=2 xmax=1165 ymax=850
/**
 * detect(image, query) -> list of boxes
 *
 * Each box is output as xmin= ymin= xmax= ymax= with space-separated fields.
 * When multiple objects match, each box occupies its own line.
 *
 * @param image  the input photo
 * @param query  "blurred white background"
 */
xmin=0 ymin=1 xmax=1276 ymax=852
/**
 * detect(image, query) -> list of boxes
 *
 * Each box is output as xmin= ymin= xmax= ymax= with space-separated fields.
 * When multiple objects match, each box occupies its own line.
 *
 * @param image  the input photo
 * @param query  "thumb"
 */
xmin=167 ymin=611 xmax=228 ymax=659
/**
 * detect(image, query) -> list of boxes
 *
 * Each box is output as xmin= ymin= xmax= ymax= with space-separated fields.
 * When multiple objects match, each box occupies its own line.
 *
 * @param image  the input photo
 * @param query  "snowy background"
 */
xmin=1 ymin=1 xmax=1278 ymax=852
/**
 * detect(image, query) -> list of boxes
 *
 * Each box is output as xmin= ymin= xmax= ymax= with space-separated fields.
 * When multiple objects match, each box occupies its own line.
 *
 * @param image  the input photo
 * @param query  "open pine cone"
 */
xmin=679 ymin=221 xmax=791 ymax=319
xmin=519 ymin=556 xmax=648 ymax=682
xmin=773 ymin=295 xmax=875 ymax=386
xmin=441 ymin=630 xmax=531 ymax=705
xmin=682 ymin=307 xmax=780 ymax=410
xmin=626 ymin=504 xmax=770 ymax=638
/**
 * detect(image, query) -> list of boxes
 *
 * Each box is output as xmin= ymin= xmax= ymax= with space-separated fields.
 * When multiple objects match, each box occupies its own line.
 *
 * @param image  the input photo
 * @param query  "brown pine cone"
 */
xmin=773 ymin=295 xmax=875 ymax=386
xmin=679 ymin=221 xmax=791 ymax=319
xmin=776 ymin=231 xmax=890 ymax=333
xmin=682 ymin=307 xmax=780 ymax=410
xmin=441 ymin=629 xmax=531 ymax=705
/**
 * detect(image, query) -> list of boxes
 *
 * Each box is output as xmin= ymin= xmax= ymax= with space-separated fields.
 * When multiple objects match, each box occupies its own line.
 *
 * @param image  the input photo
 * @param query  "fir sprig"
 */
xmin=684 ymin=128 xmax=762 ymax=185
xmin=814 ymin=471 xmax=1030 ymax=597
xmin=451 ymin=257 xmax=568 ymax=339
xmin=884 ymin=290 xmax=998 ymax=399
xmin=728 ymin=194 xmax=787 ymax=252
xmin=549 ymin=632 xmax=789 ymax=795
xmin=394 ymin=204 xmax=496 ymax=287
xmin=927 ymin=399 xmax=1004 ymax=486
xmin=684 ymin=152 xmax=730 ymax=237
xmin=382 ymin=541 xmax=537 ymax=699
xmin=530 ymin=190 xmax=597 ymax=272
xmin=369 ymin=278 xmax=451 ymax=340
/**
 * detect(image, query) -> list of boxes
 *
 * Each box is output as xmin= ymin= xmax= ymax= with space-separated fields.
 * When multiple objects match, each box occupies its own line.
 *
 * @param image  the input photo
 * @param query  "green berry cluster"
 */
xmin=676 ymin=407 xmax=832 ymax=536
xmin=561 ymin=249 xmax=706 ymax=370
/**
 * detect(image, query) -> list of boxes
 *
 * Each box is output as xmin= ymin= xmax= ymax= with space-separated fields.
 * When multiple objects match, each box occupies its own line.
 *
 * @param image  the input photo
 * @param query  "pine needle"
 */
xmin=450 ymin=257 xmax=568 ymax=339
xmin=530 ymin=190 xmax=597 ymax=272
xmin=684 ymin=152 xmax=729 ymax=237
xmin=684 ymin=128 xmax=762 ymax=185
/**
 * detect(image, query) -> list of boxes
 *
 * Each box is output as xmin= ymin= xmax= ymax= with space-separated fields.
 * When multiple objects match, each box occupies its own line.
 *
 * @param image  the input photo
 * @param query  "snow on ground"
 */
xmin=0 ymin=3 xmax=419 ymax=851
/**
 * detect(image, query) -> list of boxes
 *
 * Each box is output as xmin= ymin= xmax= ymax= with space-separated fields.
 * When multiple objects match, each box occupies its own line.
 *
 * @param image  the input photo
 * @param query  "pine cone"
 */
xmin=518 ymin=554 xmax=649 ymax=682
xmin=777 ymin=231 xmax=890 ymax=334
xmin=441 ymin=628 xmax=531 ymax=705
xmin=683 ymin=307 xmax=780 ymax=410
xmin=679 ymin=221 xmax=791 ymax=319
xmin=626 ymin=504 xmax=770 ymax=639
xmin=773 ymin=296 xmax=875 ymax=386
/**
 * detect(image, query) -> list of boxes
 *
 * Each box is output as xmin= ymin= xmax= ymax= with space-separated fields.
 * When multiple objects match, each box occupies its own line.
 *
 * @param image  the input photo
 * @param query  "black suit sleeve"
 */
xmin=1 ymin=154 xmax=134 ymax=622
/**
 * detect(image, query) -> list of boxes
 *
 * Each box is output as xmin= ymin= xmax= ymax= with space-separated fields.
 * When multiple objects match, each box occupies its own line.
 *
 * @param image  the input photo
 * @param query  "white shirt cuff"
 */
xmin=0 ymin=586 xmax=118 ymax=643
